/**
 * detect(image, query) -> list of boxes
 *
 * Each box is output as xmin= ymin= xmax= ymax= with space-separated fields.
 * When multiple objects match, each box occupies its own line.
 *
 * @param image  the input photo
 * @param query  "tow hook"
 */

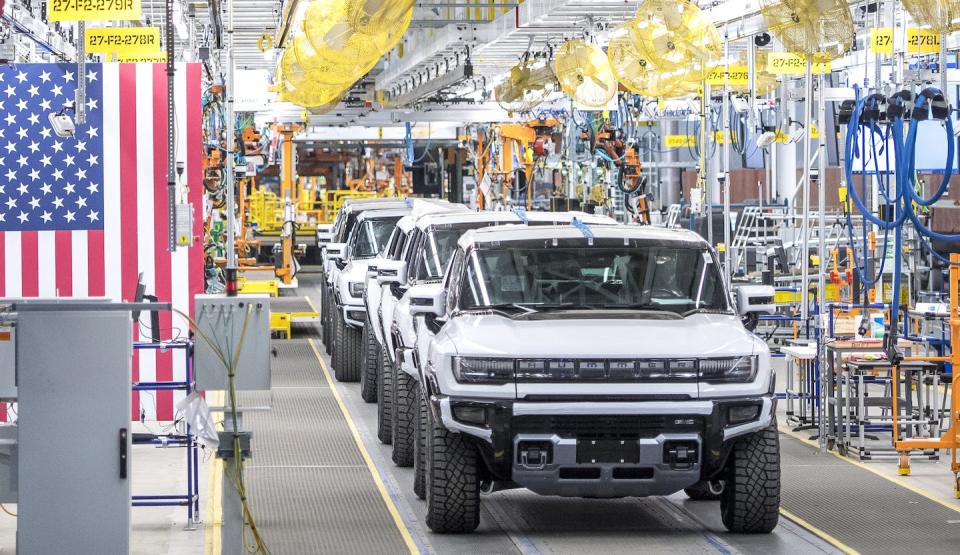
xmin=518 ymin=441 xmax=551 ymax=470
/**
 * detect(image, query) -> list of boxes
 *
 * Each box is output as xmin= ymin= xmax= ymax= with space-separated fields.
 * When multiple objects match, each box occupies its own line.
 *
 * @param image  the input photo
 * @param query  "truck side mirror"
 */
xmin=734 ymin=285 xmax=776 ymax=316
xmin=377 ymin=260 xmax=407 ymax=285
xmin=408 ymin=283 xmax=445 ymax=317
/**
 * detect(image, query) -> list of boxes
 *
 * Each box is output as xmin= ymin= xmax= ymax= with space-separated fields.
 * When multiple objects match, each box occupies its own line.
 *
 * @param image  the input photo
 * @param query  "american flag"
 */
xmin=0 ymin=63 xmax=204 ymax=422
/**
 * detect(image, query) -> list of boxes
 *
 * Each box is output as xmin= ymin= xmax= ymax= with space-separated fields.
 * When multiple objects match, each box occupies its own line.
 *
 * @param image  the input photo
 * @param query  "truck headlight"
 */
xmin=698 ymin=356 xmax=758 ymax=383
xmin=453 ymin=357 xmax=514 ymax=384
xmin=348 ymin=282 xmax=365 ymax=297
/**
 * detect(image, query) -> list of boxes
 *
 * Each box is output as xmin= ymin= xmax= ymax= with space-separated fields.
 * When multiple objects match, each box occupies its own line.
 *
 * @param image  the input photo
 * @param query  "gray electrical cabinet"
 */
xmin=16 ymin=306 xmax=132 ymax=554
xmin=194 ymin=295 xmax=271 ymax=391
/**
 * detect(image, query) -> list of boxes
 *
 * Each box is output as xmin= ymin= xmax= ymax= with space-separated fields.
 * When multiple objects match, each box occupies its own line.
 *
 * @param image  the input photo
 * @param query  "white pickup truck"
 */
xmin=407 ymin=223 xmax=779 ymax=534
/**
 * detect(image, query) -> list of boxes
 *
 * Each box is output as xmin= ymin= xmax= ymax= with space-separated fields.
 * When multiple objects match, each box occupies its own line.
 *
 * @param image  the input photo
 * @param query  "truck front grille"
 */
xmin=512 ymin=415 xmax=701 ymax=439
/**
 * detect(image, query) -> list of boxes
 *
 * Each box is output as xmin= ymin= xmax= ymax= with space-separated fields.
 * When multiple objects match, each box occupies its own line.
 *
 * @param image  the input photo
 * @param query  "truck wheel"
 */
xmin=684 ymin=480 xmax=725 ymax=500
xmin=321 ymin=287 xmax=331 ymax=348
xmin=720 ymin=425 xmax=780 ymax=533
xmin=331 ymin=308 xmax=342 ymax=372
xmin=359 ymin=318 xmax=379 ymax=402
xmin=336 ymin=322 xmax=362 ymax=382
xmin=425 ymin=400 xmax=480 ymax=533
xmin=391 ymin=368 xmax=416 ymax=467
xmin=377 ymin=350 xmax=393 ymax=444
xmin=413 ymin=384 xmax=427 ymax=499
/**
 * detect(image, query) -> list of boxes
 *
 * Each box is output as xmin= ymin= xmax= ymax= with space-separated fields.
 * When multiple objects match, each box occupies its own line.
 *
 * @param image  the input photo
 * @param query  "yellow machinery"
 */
xmin=892 ymin=253 xmax=960 ymax=495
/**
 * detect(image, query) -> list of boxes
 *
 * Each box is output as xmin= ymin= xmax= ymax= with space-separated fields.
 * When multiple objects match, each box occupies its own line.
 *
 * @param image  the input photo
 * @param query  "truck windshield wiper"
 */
xmin=464 ymin=303 xmax=540 ymax=315
xmin=681 ymin=307 xmax=731 ymax=317
xmin=604 ymin=303 xmax=671 ymax=311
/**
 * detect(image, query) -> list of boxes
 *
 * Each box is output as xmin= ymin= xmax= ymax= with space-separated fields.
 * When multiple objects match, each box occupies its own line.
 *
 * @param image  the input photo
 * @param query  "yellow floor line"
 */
xmin=308 ymin=338 xmax=419 ymax=555
xmin=204 ymin=392 xmax=225 ymax=555
xmin=778 ymin=425 xmax=960 ymax=514
xmin=778 ymin=508 xmax=860 ymax=555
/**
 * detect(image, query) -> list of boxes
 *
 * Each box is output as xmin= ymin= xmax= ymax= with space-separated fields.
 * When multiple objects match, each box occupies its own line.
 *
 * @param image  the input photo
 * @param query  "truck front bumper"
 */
xmin=431 ymin=395 xmax=776 ymax=498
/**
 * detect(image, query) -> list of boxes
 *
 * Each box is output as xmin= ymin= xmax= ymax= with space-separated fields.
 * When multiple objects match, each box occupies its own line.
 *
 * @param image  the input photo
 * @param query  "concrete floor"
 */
xmin=2 ymin=272 xmax=959 ymax=553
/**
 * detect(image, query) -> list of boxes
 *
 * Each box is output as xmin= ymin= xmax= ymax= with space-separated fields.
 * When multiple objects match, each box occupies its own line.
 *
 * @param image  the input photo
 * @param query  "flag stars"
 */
xmin=75 ymin=168 xmax=87 ymax=180
xmin=27 ymin=113 xmax=39 ymax=126
xmin=28 ymin=168 xmax=39 ymax=181
xmin=64 ymin=183 xmax=76 ymax=195
xmin=52 ymin=196 xmax=64 ymax=209
xmin=15 ymin=98 xmax=26 ymax=111
xmin=15 ymin=71 xmax=26 ymax=83
xmin=3 ymin=85 xmax=13 ymax=98
xmin=85 ymin=127 xmax=98 ymax=139
xmin=3 ymin=142 xmax=14 ymax=154
xmin=17 ymin=211 xmax=28 ymax=223
xmin=75 ymin=140 xmax=87 ymax=152
xmin=39 ymin=127 xmax=51 ymax=139
xmin=4 ymin=169 xmax=15 ymax=181
xmin=75 ymin=196 xmax=87 ymax=208
xmin=86 ymin=154 xmax=98 ymax=166
xmin=87 ymin=210 xmax=99 ymax=222
xmin=86 ymin=98 xmax=98 ymax=111
xmin=39 ymin=98 xmax=51 ymax=111
xmin=64 ymin=153 xmax=75 ymax=167
xmin=39 ymin=183 xmax=52 ymax=195
xmin=51 ymin=141 xmax=63 ymax=153
xmin=0 ymin=213 xmax=5 ymax=223
xmin=16 ymin=183 xmax=27 ymax=195
xmin=15 ymin=127 xmax=27 ymax=140
xmin=27 ymin=141 xmax=39 ymax=154
xmin=52 ymin=169 xmax=64 ymax=181
xmin=51 ymin=84 xmax=63 ymax=97
xmin=64 ymin=210 xmax=76 ymax=223
xmin=3 ymin=113 xmax=14 ymax=126
xmin=39 ymin=70 xmax=51 ymax=83
xmin=16 ymin=155 xmax=27 ymax=167
xmin=64 ymin=71 xmax=75 ymax=83
xmin=5 ymin=197 xmax=16 ymax=210
xmin=86 ymin=182 xmax=99 ymax=194
xmin=39 ymin=154 xmax=51 ymax=167
xmin=85 ymin=71 xmax=98 ymax=83
xmin=28 ymin=197 xmax=40 ymax=210
xmin=26 ymin=84 xmax=38 ymax=97
xmin=40 ymin=211 xmax=52 ymax=223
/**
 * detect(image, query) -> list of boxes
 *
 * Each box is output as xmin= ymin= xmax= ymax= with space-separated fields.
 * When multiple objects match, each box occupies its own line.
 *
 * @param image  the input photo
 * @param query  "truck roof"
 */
xmin=414 ymin=210 xmax=615 ymax=230
xmin=354 ymin=207 xmax=412 ymax=222
xmin=457 ymin=224 xmax=706 ymax=249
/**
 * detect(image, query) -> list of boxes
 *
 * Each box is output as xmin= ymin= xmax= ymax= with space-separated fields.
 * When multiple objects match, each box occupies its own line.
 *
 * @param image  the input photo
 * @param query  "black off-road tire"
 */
xmin=377 ymin=350 xmax=393 ymax=444
xmin=391 ymin=367 xmax=417 ymax=467
xmin=685 ymin=480 xmax=725 ymax=500
xmin=331 ymin=307 xmax=342 ymax=371
xmin=413 ymin=384 xmax=427 ymax=499
xmin=425 ymin=400 xmax=480 ymax=533
xmin=359 ymin=317 xmax=379 ymax=402
xmin=335 ymin=321 xmax=362 ymax=382
xmin=322 ymin=286 xmax=332 ymax=348
xmin=720 ymin=425 xmax=781 ymax=533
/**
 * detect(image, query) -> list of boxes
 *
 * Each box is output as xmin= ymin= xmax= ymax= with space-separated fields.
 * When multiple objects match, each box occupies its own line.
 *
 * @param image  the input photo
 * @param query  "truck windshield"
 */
xmin=350 ymin=217 xmax=402 ymax=259
xmin=459 ymin=245 xmax=728 ymax=314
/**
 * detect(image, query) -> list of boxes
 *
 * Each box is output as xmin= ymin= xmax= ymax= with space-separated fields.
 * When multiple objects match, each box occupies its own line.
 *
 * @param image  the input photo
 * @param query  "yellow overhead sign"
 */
xmin=906 ymin=28 xmax=940 ymax=54
xmin=870 ymin=27 xmax=894 ymax=55
xmin=766 ymin=53 xmax=831 ymax=75
xmin=705 ymin=65 xmax=749 ymax=86
xmin=48 ymin=0 xmax=142 ymax=21
xmin=664 ymin=135 xmax=696 ymax=149
xmin=86 ymin=27 xmax=160 ymax=55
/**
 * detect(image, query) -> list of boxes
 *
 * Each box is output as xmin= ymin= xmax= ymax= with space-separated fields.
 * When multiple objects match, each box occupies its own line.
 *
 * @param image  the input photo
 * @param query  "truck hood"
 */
xmin=445 ymin=312 xmax=764 ymax=359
